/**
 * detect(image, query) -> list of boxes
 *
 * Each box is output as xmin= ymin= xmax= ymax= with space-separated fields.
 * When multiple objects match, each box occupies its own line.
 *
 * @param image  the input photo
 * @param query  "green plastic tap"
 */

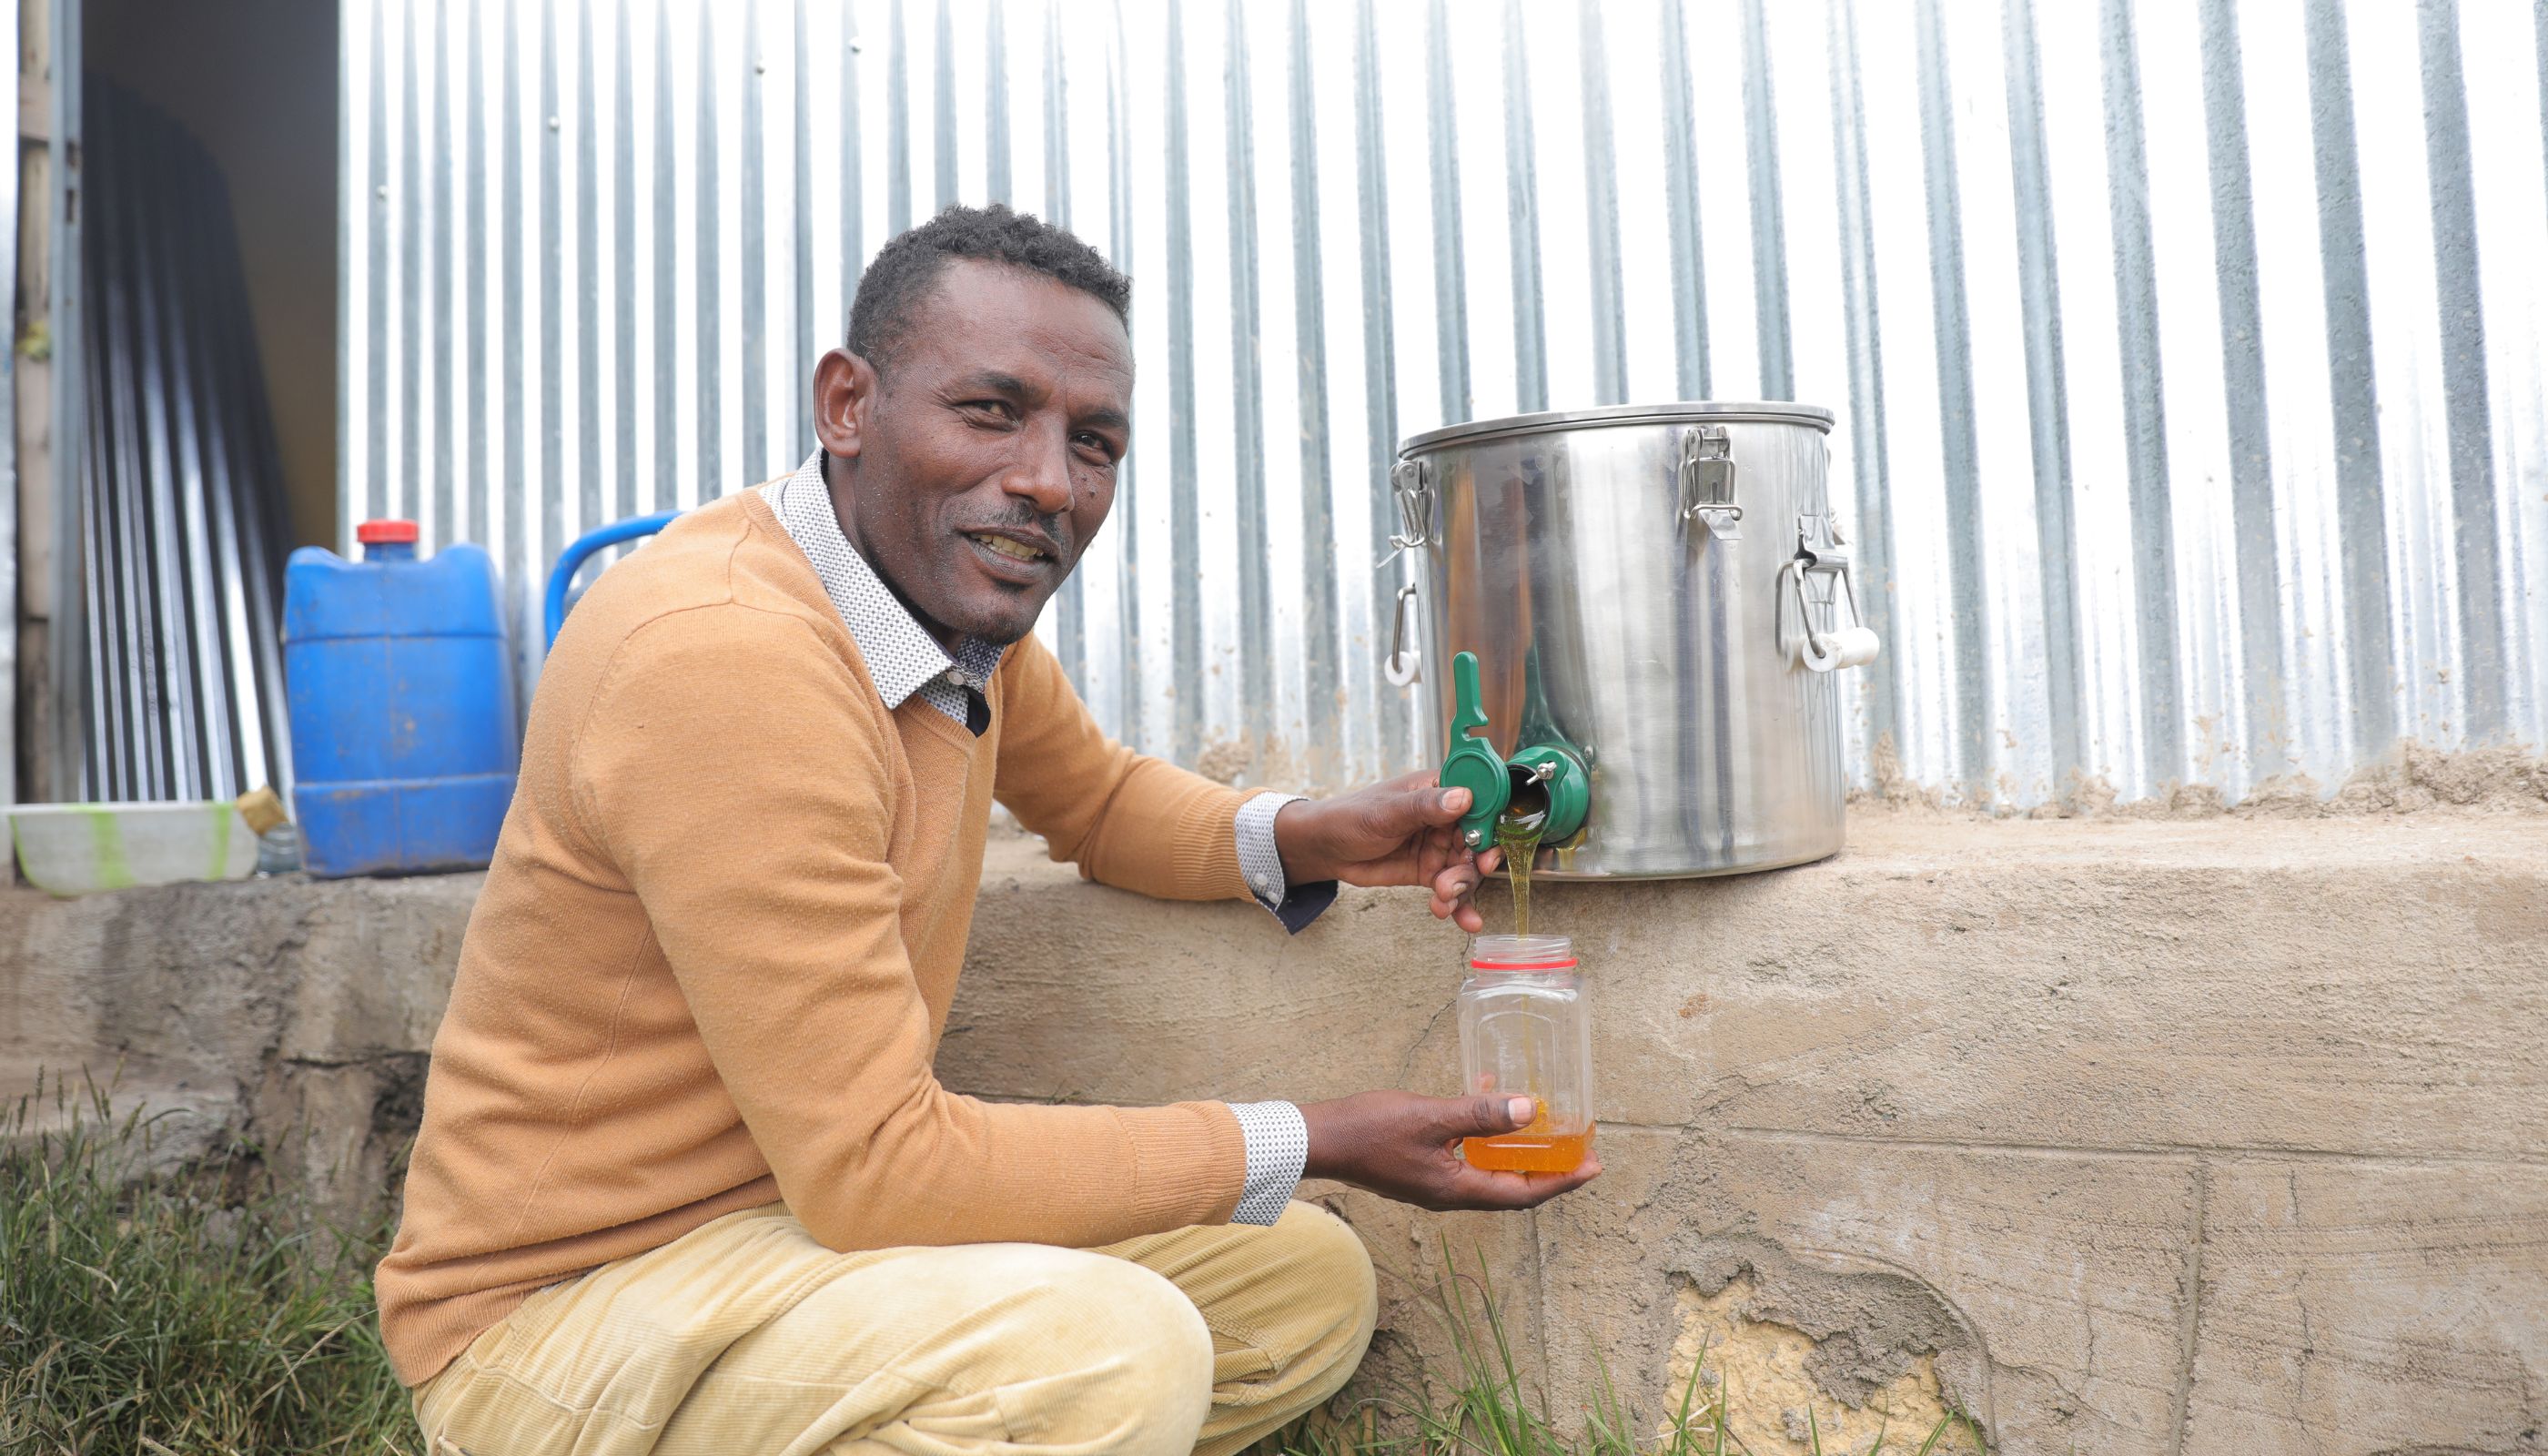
xmin=1440 ymin=652 xmax=1511 ymax=847
xmin=1512 ymin=646 xmax=1591 ymax=844
xmin=1510 ymin=743 xmax=1590 ymax=844
xmin=1437 ymin=649 xmax=1592 ymax=850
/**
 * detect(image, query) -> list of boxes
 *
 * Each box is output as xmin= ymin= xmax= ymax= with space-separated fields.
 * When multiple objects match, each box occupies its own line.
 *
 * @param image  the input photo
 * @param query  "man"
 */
xmin=379 ymin=204 xmax=1599 ymax=1456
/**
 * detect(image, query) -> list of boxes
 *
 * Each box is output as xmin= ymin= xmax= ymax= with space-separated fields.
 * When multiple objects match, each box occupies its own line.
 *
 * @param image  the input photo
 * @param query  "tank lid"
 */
xmin=357 ymin=519 xmax=420 ymax=545
xmin=1399 ymin=399 xmax=1835 ymax=456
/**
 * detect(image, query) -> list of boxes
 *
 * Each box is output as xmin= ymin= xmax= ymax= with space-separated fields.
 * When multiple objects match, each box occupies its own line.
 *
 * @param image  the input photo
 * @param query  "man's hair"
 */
xmin=846 ymin=203 xmax=1131 ymax=373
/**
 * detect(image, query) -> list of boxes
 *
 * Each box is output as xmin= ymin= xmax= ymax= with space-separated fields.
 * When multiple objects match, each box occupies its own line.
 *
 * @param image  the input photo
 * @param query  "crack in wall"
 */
xmin=2169 ymin=1157 xmax=2212 ymax=1456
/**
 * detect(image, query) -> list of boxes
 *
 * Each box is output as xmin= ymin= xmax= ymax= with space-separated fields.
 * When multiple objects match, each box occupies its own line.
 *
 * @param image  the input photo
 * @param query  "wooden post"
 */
xmin=12 ymin=0 xmax=43 ymax=827
xmin=13 ymin=0 xmax=74 ymax=818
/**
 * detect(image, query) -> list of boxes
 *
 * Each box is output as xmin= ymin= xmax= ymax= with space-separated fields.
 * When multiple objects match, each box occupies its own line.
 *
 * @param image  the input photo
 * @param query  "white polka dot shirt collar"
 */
xmin=763 ymin=450 xmax=1006 ymax=717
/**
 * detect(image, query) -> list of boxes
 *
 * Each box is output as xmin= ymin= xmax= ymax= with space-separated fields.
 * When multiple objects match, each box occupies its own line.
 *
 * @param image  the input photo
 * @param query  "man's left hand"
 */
xmin=1272 ymin=772 xmax=1505 ymax=932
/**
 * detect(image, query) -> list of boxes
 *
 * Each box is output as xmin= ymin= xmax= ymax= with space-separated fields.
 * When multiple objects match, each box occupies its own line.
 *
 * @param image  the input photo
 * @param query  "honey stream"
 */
xmin=1492 ymin=802 xmax=1546 ymax=937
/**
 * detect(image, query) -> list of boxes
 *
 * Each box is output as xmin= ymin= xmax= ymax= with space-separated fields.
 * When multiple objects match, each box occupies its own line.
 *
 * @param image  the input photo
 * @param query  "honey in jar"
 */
xmin=1457 ymin=935 xmax=1594 ymax=1174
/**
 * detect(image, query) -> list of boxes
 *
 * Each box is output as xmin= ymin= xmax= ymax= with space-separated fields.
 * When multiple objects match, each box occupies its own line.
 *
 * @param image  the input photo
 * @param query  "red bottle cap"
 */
xmin=356 ymin=519 xmax=421 ymax=545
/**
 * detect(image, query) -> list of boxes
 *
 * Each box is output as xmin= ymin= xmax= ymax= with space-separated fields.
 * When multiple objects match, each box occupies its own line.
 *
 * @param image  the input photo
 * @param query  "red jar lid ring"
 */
xmin=357 ymin=519 xmax=420 ymax=544
xmin=1470 ymin=956 xmax=1578 ymax=971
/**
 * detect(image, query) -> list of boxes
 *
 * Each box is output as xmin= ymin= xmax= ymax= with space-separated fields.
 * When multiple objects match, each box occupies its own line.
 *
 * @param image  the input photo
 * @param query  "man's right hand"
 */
xmin=1297 ymin=1091 xmax=1603 ymax=1212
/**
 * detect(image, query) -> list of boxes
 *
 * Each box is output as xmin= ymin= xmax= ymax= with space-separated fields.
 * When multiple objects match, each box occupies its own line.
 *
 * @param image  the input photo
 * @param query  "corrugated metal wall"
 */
xmin=340 ymin=0 xmax=2548 ymax=805
xmin=76 ymin=84 xmax=297 ymax=804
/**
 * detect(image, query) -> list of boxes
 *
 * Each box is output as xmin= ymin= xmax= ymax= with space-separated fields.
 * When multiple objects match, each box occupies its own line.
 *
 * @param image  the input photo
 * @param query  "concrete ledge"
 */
xmin=955 ymin=813 xmax=2547 ymax=1456
xmin=0 ymin=870 xmax=473 ymax=1198
xmin=2 ymin=811 xmax=2540 ymax=1456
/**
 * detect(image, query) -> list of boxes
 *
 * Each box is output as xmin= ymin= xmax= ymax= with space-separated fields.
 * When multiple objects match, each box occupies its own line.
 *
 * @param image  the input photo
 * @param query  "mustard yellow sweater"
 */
xmin=376 ymin=490 xmax=1263 ymax=1386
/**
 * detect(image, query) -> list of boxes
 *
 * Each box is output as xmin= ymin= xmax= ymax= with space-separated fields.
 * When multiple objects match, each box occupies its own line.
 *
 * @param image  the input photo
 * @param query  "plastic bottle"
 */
xmin=1457 ymin=934 xmax=1595 ymax=1173
xmin=234 ymin=784 xmax=302 ymax=875
xmin=255 ymin=820 xmax=303 ymax=876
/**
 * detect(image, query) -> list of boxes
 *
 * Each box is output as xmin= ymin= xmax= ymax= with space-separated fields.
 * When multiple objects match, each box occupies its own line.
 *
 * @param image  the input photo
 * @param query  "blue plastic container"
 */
xmin=283 ymin=520 xmax=519 ymax=877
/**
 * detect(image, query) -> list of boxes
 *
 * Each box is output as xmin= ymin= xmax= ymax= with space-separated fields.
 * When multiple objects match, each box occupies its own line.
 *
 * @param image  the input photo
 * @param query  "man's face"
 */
xmin=812 ymin=259 xmax=1132 ymax=649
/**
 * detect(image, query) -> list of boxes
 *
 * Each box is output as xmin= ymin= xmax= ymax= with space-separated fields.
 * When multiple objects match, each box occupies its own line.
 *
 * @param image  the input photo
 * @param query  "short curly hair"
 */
xmin=847 ymin=203 xmax=1131 ymax=373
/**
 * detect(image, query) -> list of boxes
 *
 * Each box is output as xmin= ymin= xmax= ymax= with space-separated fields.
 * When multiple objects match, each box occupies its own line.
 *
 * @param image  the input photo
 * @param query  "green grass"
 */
xmin=0 ymin=1075 xmax=419 ymax=1456
xmin=2 ymin=1080 xmax=1983 ymax=1456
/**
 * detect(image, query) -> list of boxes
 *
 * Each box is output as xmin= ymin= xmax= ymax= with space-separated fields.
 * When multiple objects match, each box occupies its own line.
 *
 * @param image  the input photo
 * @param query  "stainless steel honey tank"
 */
xmin=1388 ymin=402 xmax=1878 ymax=879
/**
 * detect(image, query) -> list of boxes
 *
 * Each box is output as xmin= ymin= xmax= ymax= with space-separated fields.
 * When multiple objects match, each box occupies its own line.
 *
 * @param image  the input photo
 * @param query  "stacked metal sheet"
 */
xmin=76 ymin=81 xmax=293 ymax=803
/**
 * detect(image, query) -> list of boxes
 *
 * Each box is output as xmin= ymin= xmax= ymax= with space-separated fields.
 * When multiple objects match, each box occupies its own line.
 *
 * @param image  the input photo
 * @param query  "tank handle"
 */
xmin=1383 ymin=584 xmax=1421 ymax=686
xmin=1779 ymin=513 xmax=1883 ymax=672
xmin=544 ymin=511 xmax=685 ymax=652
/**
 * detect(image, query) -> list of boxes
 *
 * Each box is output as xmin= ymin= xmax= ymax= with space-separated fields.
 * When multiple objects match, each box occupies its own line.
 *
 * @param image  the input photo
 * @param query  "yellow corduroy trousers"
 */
xmin=410 ymin=1200 xmax=1378 ymax=1456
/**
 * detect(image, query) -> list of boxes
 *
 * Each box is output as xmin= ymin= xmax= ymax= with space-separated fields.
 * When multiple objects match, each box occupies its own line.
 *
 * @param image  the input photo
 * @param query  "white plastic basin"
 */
xmin=10 ymin=802 xmax=259 ymax=895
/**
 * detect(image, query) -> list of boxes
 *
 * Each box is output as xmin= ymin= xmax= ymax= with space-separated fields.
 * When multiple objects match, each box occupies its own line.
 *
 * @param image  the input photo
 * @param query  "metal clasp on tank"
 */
xmin=1389 ymin=460 xmax=1437 ymax=553
xmin=1778 ymin=514 xmax=1883 ymax=672
xmin=1677 ymin=424 xmax=1742 ymax=541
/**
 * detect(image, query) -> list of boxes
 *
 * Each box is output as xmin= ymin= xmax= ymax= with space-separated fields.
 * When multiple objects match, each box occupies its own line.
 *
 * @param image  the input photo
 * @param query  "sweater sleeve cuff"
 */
xmin=1118 ymin=1098 xmax=1249 ymax=1228
xmin=1228 ymin=1101 xmax=1309 ymax=1226
xmin=1164 ymin=785 xmax=1272 ymax=901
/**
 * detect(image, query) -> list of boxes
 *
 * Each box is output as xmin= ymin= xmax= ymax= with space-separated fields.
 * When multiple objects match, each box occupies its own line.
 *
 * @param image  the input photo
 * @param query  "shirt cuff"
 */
xmin=1228 ymin=1100 xmax=1309 ymax=1226
xmin=1232 ymin=793 xmax=1339 ymax=934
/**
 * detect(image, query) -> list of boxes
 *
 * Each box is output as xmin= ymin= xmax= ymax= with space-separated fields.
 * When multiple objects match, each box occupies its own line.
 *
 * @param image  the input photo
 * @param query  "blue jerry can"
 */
xmin=283 ymin=520 xmax=520 ymax=876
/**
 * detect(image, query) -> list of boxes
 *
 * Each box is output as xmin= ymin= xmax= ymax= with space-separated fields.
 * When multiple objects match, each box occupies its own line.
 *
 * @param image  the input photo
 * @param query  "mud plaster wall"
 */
xmin=2 ymin=809 xmax=2542 ymax=1456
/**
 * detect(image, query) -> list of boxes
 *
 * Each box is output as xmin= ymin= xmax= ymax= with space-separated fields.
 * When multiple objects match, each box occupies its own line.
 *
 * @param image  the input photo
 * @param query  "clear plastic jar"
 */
xmin=1457 ymin=934 xmax=1594 ymax=1172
